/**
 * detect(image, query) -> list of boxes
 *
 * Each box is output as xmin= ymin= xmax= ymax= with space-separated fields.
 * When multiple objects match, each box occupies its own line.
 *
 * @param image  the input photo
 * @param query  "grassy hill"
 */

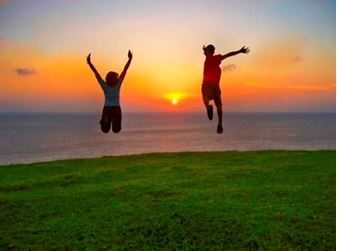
xmin=0 ymin=151 xmax=335 ymax=249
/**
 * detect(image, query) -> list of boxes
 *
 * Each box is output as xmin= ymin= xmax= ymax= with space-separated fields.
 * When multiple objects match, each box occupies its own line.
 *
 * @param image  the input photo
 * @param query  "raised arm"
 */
xmin=221 ymin=46 xmax=249 ymax=60
xmin=119 ymin=50 xmax=133 ymax=84
xmin=86 ymin=53 xmax=103 ymax=83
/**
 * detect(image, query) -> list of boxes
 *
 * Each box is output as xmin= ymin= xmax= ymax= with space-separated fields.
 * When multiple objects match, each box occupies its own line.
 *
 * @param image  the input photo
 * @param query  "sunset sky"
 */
xmin=0 ymin=0 xmax=335 ymax=112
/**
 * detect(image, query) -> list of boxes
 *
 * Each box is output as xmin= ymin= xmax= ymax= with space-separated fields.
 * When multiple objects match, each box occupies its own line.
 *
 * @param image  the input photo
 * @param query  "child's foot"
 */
xmin=217 ymin=124 xmax=223 ymax=134
xmin=207 ymin=105 xmax=213 ymax=120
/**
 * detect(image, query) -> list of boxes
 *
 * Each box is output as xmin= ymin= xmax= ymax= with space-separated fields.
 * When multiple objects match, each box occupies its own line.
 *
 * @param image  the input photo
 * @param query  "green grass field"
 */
xmin=0 ymin=151 xmax=335 ymax=250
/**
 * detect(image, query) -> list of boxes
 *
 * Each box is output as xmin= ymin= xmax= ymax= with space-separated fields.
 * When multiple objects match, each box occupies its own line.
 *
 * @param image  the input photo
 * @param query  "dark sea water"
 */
xmin=0 ymin=112 xmax=335 ymax=165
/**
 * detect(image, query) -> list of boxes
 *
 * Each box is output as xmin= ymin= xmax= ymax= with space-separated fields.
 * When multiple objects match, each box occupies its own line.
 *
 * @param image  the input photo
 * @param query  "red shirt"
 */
xmin=203 ymin=54 xmax=222 ymax=84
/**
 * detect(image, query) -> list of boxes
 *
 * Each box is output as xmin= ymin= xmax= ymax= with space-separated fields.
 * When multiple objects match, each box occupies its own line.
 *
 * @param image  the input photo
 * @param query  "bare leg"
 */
xmin=216 ymin=104 xmax=222 ymax=126
xmin=215 ymin=103 xmax=223 ymax=134
xmin=202 ymin=94 xmax=209 ymax=108
xmin=203 ymin=95 xmax=214 ymax=121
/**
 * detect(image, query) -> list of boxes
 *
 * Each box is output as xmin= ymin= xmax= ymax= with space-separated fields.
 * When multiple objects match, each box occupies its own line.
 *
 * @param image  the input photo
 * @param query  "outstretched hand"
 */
xmin=128 ymin=50 xmax=133 ymax=60
xmin=87 ymin=53 xmax=92 ymax=64
xmin=240 ymin=46 xmax=250 ymax=54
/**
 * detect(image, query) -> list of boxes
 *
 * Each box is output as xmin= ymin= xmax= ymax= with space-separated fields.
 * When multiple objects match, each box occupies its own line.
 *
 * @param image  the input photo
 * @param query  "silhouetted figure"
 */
xmin=202 ymin=44 xmax=249 ymax=134
xmin=87 ymin=51 xmax=133 ymax=133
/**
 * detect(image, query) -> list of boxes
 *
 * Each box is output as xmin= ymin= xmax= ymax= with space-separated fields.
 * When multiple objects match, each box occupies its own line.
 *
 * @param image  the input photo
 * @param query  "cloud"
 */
xmin=0 ymin=0 xmax=8 ymax=7
xmin=293 ymin=56 xmax=301 ymax=63
xmin=253 ymin=38 xmax=304 ymax=68
xmin=15 ymin=68 xmax=36 ymax=76
xmin=0 ymin=36 xmax=11 ymax=45
xmin=222 ymin=64 xmax=236 ymax=72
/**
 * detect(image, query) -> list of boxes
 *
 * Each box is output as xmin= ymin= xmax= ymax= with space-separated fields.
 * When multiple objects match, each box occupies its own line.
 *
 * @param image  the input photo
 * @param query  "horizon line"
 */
xmin=0 ymin=111 xmax=335 ymax=115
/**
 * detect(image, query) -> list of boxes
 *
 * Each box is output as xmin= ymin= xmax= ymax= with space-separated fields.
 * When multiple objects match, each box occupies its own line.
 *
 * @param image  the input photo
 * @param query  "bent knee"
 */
xmin=101 ymin=125 xmax=110 ymax=133
xmin=214 ymin=99 xmax=222 ymax=107
xmin=112 ymin=126 xmax=121 ymax=133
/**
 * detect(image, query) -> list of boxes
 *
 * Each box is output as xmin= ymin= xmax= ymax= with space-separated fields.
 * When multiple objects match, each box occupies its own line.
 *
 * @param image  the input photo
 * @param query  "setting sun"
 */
xmin=164 ymin=92 xmax=185 ymax=106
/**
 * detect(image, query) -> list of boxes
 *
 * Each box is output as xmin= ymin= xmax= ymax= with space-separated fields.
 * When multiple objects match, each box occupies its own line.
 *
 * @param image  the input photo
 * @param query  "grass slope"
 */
xmin=0 ymin=151 xmax=335 ymax=250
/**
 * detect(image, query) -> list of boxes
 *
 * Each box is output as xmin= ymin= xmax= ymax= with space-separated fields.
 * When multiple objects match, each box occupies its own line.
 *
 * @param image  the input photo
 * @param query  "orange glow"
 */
xmin=164 ymin=92 xmax=187 ymax=106
xmin=171 ymin=99 xmax=178 ymax=105
xmin=0 ymin=35 xmax=335 ymax=112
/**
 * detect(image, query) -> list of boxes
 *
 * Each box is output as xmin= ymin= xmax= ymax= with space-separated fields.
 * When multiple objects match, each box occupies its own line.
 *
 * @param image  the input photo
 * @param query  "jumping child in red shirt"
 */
xmin=202 ymin=44 xmax=249 ymax=133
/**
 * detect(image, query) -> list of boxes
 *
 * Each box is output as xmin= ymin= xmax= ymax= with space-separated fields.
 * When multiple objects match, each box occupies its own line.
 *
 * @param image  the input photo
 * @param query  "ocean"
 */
xmin=0 ymin=112 xmax=335 ymax=165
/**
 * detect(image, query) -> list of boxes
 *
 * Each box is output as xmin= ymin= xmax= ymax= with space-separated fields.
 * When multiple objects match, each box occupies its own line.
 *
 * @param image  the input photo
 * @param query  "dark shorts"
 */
xmin=202 ymin=84 xmax=222 ymax=105
xmin=100 ymin=106 xmax=122 ymax=133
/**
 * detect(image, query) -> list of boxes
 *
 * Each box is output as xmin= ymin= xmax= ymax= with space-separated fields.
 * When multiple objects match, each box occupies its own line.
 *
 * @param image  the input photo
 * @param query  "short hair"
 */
xmin=203 ymin=44 xmax=215 ymax=54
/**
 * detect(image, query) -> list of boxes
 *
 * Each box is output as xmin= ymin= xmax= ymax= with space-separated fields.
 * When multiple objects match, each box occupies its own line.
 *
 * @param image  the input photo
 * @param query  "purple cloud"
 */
xmin=15 ymin=68 xmax=36 ymax=76
xmin=0 ymin=0 xmax=8 ymax=7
